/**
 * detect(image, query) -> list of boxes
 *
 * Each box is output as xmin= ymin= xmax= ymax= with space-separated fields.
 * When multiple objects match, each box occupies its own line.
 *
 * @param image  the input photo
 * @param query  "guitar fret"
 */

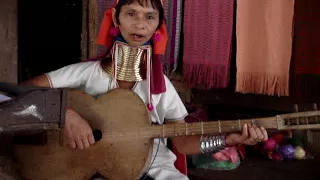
xmin=313 ymin=103 xmax=318 ymax=123
xmin=185 ymin=123 xmax=188 ymax=136
xmin=162 ymin=125 xmax=165 ymax=138
xmin=276 ymin=115 xmax=282 ymax=129
xmin=231 ymin=120 xmax=236 ymax=130
xmin=218 ymin=120 xmax=221 ymax=134
xmin=201 ymin=121 xmax=204 ymax=135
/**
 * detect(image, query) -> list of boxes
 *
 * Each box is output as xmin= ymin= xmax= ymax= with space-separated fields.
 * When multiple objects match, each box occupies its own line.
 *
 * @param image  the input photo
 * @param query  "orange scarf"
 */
xmin=236 ymin=0 xmax=295 ymax=96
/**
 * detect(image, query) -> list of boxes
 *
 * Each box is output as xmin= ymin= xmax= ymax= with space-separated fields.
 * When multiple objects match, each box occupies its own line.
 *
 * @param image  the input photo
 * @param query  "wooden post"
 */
xmin=82 ymin=0 xmax=98 ymax=59
xmin=0 ymin=0 xmax=18 ymax=83
xmin=0 ymin=2 xmax=19 ymax=178
xmin=81 ymin=0 xmax=89 ymax=60
xmin=88 ymin=0 xmax=98 ymax=58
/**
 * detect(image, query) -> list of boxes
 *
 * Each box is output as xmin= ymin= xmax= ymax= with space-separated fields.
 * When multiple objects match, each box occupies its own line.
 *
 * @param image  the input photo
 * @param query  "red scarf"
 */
xmin=290 ymin=0 xmax=320 ymax=97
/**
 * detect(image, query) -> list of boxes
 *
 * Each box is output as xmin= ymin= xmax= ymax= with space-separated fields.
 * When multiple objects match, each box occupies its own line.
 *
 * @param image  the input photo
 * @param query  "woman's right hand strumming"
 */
xmin=64 ymin=108 xmax=95 ymax=149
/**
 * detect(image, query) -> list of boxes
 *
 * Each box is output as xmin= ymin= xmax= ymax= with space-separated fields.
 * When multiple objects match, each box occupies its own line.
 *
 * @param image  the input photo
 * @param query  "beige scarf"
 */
xmin=236 ymin=0 xmax=295 ymax=96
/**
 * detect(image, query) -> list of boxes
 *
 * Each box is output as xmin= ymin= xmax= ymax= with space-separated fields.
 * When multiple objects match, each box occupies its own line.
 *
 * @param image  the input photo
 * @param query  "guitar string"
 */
xmin=141 ymin=136 xmax=161 ymax=180
xmin=99 ymin=116 xmax=320 ymax=138
xmin=100 ymin=121 xmax=319 ymax=139
xmin=101 ymin=115 xmax=320 ymax=133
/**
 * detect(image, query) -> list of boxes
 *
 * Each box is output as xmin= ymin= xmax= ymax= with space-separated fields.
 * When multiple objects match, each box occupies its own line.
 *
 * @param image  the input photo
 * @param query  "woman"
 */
xmin=22 ymin=0 xmax=268 ymax=179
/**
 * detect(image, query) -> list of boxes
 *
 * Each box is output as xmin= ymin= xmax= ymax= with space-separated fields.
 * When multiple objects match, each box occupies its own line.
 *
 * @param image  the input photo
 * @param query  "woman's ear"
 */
xmin=112 ymin=8 xmax=118 ymax=27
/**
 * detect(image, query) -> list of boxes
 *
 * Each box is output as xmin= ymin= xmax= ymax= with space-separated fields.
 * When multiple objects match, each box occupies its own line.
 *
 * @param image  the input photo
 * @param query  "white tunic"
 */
xmin=46 ymin=61 xmax=189 ymax=180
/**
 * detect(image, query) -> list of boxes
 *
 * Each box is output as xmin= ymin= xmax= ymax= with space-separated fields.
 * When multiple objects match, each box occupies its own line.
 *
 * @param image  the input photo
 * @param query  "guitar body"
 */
xmin=13 ymin=88 xmax=154 ymax=180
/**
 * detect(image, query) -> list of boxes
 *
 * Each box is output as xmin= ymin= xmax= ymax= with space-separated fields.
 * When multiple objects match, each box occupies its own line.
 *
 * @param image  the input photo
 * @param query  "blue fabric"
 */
xmin=116 ymin=35 xmax=151 ymax=45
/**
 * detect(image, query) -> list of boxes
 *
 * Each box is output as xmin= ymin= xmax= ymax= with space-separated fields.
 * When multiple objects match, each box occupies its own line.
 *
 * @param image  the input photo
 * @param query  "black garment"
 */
xmin=90 ymin=173 xmax=154 ymax=180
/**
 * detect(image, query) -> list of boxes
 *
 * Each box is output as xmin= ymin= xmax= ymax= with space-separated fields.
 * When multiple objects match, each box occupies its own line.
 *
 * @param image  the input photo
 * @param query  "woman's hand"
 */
xmin=64 ymin=108 xmax=95 ymax=149
xmin=226 ymin=123 xmax=268 ymax=146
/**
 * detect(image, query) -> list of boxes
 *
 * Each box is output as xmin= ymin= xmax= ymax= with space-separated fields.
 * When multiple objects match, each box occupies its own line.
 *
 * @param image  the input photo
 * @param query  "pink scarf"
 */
xmin=182 ymin=0 xmax=234 ymax=90
xmin=236 ymin=0 xmax=295 ymax=96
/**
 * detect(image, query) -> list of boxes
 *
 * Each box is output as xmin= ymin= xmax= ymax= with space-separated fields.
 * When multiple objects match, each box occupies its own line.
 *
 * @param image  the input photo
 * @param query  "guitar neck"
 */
xmin=149 ymin=110 xmax=320 ymax=139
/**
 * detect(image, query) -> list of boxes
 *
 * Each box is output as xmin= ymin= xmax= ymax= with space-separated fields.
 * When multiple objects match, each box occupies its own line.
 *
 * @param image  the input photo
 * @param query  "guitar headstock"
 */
xmin=276 ymin=110 xmax=320 ymax=131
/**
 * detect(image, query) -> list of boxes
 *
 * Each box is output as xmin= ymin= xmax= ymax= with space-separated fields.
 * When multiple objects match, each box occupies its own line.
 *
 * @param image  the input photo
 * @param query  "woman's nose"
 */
xmin=134 ymin=17 xmax=146 ymax=30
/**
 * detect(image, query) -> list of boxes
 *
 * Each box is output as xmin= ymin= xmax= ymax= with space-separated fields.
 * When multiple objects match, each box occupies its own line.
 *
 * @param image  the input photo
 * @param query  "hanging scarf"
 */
xmin=182 ymin=0 xmax=234 ymax=90
xmin=236 ymin=0 xmax=295 ymax=96
xmin=161 ymin=0 xmax=183 ymax=76
xmin=290 ymin=0 xmax=320 ymax=98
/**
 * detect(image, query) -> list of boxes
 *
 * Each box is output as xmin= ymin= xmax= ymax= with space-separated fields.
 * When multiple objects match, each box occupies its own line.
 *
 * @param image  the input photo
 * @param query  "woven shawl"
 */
xmin=236 ymin=0 xmax=295 ymax=96
xmin=290 ymin=0 xmax=320 ymax=98
xmin=182 ymin=0 xmax=234 ymax=89
xmin=161 ymin=0 xmax=183 ymax=76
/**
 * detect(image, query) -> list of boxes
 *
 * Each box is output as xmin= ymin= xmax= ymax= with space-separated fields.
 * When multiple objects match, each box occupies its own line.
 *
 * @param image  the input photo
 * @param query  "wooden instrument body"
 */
xmin=14 ymin=89 xmax=154 ymax=180
xmin=11 ymin=88 xmax=320 ymax=180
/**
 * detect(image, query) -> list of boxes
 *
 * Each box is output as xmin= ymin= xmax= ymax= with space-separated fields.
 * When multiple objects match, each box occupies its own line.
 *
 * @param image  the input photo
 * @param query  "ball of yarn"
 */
xmin=264 ymin=138 xmax=277 ymax=150
xmin=272 ymin=152 xmax=282 ymax=161
xmin=278 ymin=144 xmax=295 ymax=160
xmin=273 ymin=133 xmax=284 ymax=144
xmin=294 ymin=146 xmax=306 ymax=160
xmin=266 ymin=150 xmax=274 ymax=160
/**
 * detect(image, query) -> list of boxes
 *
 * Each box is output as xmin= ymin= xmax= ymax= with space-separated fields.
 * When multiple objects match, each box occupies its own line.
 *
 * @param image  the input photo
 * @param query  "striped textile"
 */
xmin=161 ymin=0 xmax=183 ymax=76
xmin=182 ymin=0 xmax=234 ymax=89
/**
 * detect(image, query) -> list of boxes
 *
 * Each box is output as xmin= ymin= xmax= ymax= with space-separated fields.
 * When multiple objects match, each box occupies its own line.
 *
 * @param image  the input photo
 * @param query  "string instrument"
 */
xmin=12 ymin=88 xmax=320 ymax=180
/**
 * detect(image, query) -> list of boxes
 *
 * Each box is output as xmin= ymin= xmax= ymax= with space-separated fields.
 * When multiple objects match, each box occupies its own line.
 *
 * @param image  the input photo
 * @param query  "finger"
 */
xmin=260 ymin=126 xmax=268 ymax=141
xmin=242 ymin=123 xmax=248 ymax=138
xmin=69 ymin=141 xmax=76 ymax=149
xmin=66 ymin=132 xmax=76 ymax=148
xmin=254 ymin=126 xmax=264 ymax=141
xmin=88 ymin=134 xmax=95 ymax=145
xmin=82 ymin=136 xmax=90 ymax=149
xmin=248 ymin=124 xmax=258 ymax=140
xmin=75 ymin=138 xmax=84 ymax=149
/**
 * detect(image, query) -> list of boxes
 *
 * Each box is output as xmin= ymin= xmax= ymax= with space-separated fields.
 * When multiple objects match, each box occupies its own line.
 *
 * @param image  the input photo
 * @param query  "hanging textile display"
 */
xmin=290 ymin=0 xmax=320 ymax=98
xmin=182 ymin=0 xmax=234 ymax=90
xmin=236 ymin=0 xmax=295 ymax=96
xmin=161 ymin=0 xmax=183 ymax=76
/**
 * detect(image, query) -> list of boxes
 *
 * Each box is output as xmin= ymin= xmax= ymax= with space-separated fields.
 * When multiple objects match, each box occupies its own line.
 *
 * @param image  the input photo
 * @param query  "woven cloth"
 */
xmin=290 ymin=0 xmax=320 ymax=97
xmin=236 ymin=0 xmax=295 ymax=96
xmin=182 ymin=0 xmax=234 ymax=89
xmin=161 ymin=0 xmax=183 ymax=76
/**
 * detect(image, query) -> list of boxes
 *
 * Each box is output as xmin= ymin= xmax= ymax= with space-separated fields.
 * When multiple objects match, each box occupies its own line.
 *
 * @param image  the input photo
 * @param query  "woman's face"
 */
xmin=115 ymin=1 xmax=160 ymax=46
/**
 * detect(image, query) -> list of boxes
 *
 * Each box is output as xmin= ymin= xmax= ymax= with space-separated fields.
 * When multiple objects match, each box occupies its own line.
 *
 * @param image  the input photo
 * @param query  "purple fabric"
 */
xmin=182 ymin=0 xmax=234 ymax=89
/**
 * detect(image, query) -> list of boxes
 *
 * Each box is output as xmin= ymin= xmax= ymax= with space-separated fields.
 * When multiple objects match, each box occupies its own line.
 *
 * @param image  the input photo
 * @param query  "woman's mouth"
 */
xmin=130 ymin=34 xmax=145 ymax=41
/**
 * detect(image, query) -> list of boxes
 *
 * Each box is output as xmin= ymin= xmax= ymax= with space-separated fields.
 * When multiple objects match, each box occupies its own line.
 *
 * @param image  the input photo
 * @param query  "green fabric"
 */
xmin=192 ymin=154 xmax=241 ymax=170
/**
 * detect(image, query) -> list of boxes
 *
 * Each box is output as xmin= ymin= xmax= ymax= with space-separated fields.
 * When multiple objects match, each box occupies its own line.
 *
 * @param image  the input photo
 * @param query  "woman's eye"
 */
xmin=128 ymin=13 xmax=134 ymax=17
xmin=147 ymin=16 xmax=155 ymax=20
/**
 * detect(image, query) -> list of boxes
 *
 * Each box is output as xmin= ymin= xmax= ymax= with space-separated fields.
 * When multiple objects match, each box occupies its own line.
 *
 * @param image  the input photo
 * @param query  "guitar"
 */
xmin=12 ymin=88 xmax=320 ymax=180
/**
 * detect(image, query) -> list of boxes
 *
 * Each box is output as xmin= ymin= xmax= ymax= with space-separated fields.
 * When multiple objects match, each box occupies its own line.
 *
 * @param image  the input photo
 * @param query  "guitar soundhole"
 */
xmin=90 ymin=172 xmax=108 ymax=180
xmin=93 ymin=129 xmax=102 ymax=142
